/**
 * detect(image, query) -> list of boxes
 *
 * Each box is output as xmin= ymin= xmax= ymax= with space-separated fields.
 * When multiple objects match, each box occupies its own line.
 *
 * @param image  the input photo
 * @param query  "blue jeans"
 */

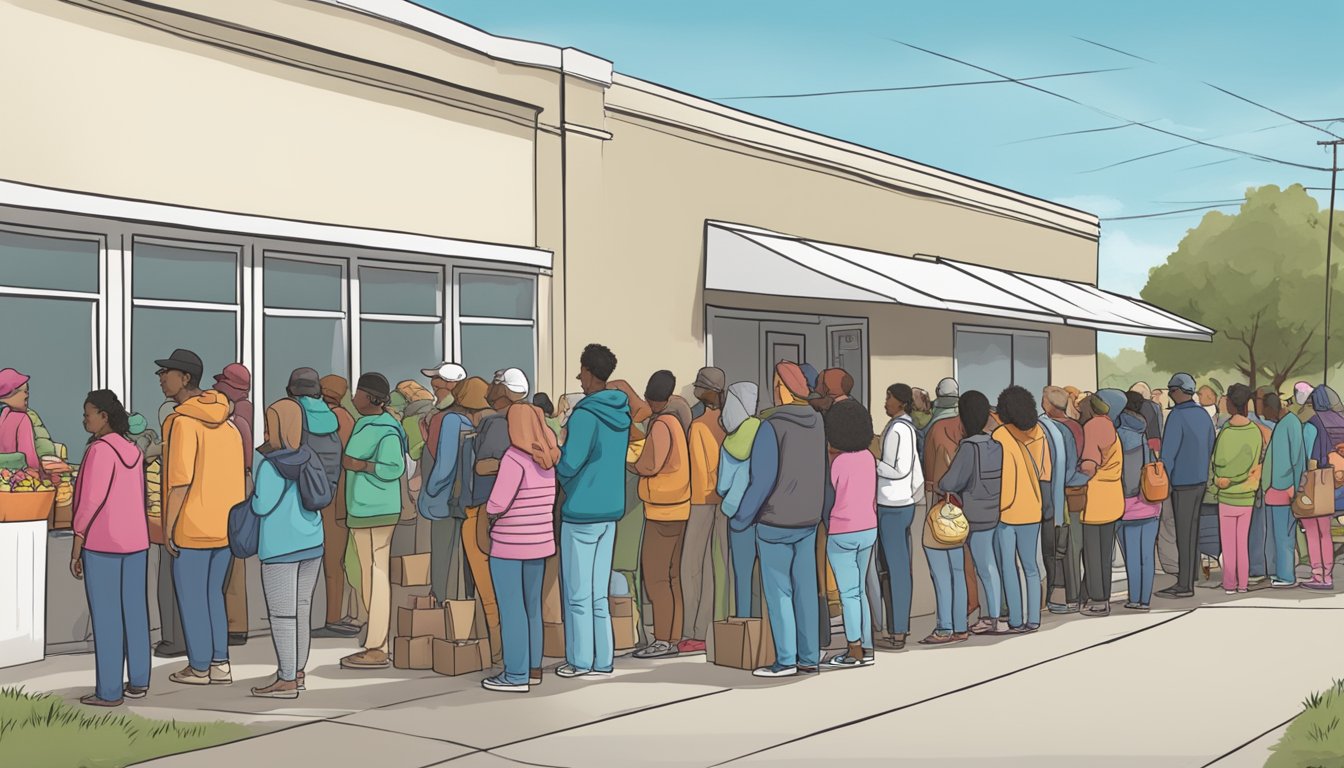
xmin=1118 ymin=518 xmax=1159 ymax=605
xmin=924 ymin=546 xmax=968 ymax=634
xmin=826 ymin=529 xmax=876 ymax=648
xmin=967 ymin=529 xmax=1002 ymax=622
xmin=560 ymin=521 xmax=617 ymax=673
xmin=756 ymin=524 xmax=820 ymax=668
xmin=995 ymin=522 xmax=1042 ymax=629
xmin=491 ymin=557 xmax=544 ymax=685
xmin=1248 ymin=503 xmax=1269 ymax=578
xmin=876 ymin=505 xmax=916 ymax=635
xmin=1269 ymin=505 xmax=1298 ymax=583
xmin=84 ymin=549 xmax=151 ymax=702
xmin=729 ymin=524 xmax=760 ymax=618
xmin=172 ymin=547 xmax=231 ymax=672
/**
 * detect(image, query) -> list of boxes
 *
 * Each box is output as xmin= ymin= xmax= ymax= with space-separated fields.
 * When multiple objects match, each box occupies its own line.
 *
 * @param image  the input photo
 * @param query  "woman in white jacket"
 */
xmin=875 ymin=383 xmax=924 ymax=650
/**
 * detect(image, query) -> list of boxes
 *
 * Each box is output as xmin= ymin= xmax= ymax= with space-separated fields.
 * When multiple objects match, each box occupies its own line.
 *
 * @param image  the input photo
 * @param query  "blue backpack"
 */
xmin=228 ymin=498 xmax=259 ymax=559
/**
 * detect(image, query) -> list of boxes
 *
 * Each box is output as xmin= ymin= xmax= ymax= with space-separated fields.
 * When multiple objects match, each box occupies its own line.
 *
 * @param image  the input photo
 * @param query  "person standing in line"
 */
xmin=1261 ymin=391 xmax=1304 ymax=588
xmin=1129 ymin=382 xmax=1165 ymax=448
xmin=212 ymin=363 xmax=253 ymax=648
xmin=339 ymin=374 xmax=408 ymax=671
xmin=822 ymin=399 xmax=879 ymax=665
xmin=629 ymin=371 xmax=693 ymax=660
xmin=1300 ymin=385 xmax=1340 ymax=590
xmin=159 ymin=351 xmax=246 ymax=687
xmin=874 ymin=383 xmax=925 ymax=650
xmin=317 ymin=375 xmax=361 ymax=637
xmin=1209 ymin=384 xmax=1265 ymax=595
xmin=734 ymin=362 xmax=827 ymax=678
xmin=991 ymin=386 xmax=1050 ymax=633
xmin=922 ymin=378 xmax=981 ymax=628
xmin=415 ymin=362 xmax=468 ymax=606
xmin=1041 ymin=387 xmax=1086 ymax=615
xmin=1117 ymin=392 xmax=1161 ymax=611
xmin=938 ymin=391 xmax=1005 ymax=635
xmin=718 ymin=382 xmax=761 ymax=618
xmin=682 ymin=367 xmax=728 ymax=654
xmin=70 ymin=390 xmax=151 ymax=707
xmin=910 ymin=388 xmax=934 ymax=434
xmin=482 ymin=402 xmax=560 ymax=693
xmin=555 ymin=344 xmax=632 ymax=679
xmin=1077 ymin=390 xmax=1126 ymax=617
xmin=1156 ymin=374 xmax=1217 ymax=600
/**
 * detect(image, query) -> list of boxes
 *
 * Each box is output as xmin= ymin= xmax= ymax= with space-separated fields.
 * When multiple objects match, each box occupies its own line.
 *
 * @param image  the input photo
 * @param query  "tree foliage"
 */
xmin=1141 ymin=184 xmax=1344 ymax=392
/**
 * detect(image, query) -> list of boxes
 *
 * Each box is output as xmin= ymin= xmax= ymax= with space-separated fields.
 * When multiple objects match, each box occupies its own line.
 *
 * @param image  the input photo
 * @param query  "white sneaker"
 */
xmin=752 ymin=664 xmax=798 ymax=678
xmin=632 ymin=641 xmax=679 ymax=660
xmin=555 ymin=664 xmax=591 ymax=679
xmin=209 ymin=662 xmax=232 ymax=685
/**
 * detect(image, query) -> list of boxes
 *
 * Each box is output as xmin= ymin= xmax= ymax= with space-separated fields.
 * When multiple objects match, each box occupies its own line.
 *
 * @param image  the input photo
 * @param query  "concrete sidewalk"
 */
xmin=4 ymin=579 xmax=1329 ymax=767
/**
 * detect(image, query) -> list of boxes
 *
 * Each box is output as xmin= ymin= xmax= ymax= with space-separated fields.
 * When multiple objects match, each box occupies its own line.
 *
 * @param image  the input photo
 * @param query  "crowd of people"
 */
xmin=0 ymin=342 xmax=1338 ymax=705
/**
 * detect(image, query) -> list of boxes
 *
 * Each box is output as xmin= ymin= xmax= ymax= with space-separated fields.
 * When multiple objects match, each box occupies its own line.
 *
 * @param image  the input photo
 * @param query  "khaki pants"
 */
xmin=352 ymin=525 xmax=395 ymax=653
xmin=462 ymin=505 xmax=501 ymax=662
xmin=680 ymin=505 xmax=724 ymax=641
xmin=225 ymin=558 xmax=248 ymax=635
xmin=642 ymin=519 xmax=687 ymax=644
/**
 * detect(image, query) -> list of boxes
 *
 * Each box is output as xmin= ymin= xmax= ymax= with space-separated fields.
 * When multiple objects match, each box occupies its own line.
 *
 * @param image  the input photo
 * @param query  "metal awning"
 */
xmin=704 ymin=221 xmax=1211 ymax=341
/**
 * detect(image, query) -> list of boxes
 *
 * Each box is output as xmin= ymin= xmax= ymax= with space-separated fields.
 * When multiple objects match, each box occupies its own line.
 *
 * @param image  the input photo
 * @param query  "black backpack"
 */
xmin=294 ymin=399 xmax=342 ymax=493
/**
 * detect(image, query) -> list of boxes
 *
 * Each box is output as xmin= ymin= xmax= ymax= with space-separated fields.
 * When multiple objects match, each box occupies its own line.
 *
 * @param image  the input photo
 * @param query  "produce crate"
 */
xmin=0 ymin=488 xmax=56 ymax=523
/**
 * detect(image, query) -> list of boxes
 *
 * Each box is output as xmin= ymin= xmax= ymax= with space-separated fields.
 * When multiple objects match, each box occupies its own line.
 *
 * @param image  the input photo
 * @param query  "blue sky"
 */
xmin=422 ymin=1 xmax=1344 ymax=355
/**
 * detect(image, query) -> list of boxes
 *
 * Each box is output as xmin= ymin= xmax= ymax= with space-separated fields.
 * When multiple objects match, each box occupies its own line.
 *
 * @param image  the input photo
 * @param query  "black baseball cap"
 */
xmin=155 ymin=349 xmax=203 ymax=382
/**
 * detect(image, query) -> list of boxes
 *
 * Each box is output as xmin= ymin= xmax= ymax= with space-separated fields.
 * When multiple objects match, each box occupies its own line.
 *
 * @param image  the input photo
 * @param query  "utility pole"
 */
xmin=1321 ymin=139 xmax=1342 ymax=384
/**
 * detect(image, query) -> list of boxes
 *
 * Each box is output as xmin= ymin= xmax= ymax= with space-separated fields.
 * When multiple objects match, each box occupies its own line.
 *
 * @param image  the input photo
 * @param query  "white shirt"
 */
xmin=876 ymin=414 xmax=924 ymax=507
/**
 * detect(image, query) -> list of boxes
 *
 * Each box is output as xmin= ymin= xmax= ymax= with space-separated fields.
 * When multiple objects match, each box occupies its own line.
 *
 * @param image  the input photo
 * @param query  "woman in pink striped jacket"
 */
xmin=482 ymin=402 xmax=559 ymax=694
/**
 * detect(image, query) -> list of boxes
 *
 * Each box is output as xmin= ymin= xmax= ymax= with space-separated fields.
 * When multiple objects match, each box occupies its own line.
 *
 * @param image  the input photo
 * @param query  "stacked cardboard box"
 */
xmin=391 ymin=553 xmax=431 ymax=587
xmin=432 ymin=598 xmax=491 ymax=676
xmin=611 ymin=596 xmax=638 ymax=651
xmin=392 ymin=595 xmax=444 ymax=670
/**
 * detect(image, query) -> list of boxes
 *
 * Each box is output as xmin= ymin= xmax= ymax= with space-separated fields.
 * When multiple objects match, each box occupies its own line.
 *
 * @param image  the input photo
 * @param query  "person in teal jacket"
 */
xmin=1261 ymin=391 xmax=1305 ymax=587
xmin=340 ymin=373 xmax=407 ymax=672
xmin=717 ymin=381 xmax=760 ymax=618
xmin=554 ymin=344 xmax=632 ymax=679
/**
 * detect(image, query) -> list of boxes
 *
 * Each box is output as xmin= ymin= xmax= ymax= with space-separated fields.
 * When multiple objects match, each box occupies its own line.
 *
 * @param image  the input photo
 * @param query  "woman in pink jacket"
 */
xmin=482 ymin=403 xmax=559 ymax=694
xmin=70 ymin=390 xmax=151 ymax=707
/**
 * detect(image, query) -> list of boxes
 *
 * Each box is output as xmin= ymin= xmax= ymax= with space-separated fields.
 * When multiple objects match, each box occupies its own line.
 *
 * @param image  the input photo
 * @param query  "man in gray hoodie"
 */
xmin=733 ymin=361 xmax=828 ymax=678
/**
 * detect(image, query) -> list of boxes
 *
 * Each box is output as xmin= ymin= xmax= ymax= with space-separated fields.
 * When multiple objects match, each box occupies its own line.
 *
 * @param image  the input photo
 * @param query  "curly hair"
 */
xmin=580 ymin=344 xmax=617 ymax=382
xmin=996 ymin=385 xmax=1038 ymax=431
xmin=825 ymin=399 xmax=874 ymax=453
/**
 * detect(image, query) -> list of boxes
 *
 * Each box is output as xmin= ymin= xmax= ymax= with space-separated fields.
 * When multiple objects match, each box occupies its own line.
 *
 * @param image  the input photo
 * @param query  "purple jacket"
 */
xmin=486 ymin=446 xmax=557 ymax=561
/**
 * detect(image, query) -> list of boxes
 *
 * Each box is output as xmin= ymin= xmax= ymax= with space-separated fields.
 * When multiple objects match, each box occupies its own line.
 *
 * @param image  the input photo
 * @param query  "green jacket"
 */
xmin=1209 ymin=421 xmax=1263 ymax=507
xmin=343 ymin=412 xmax=407 ymax=528
xmin=28 ymin=409 xmax=55 ymax=458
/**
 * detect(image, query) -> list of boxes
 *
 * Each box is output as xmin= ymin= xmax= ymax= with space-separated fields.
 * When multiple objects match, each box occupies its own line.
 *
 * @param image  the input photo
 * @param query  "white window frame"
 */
xmin=258 ymin=251 xmax=350 ymax=410
xmin=452 ymin=267 xmax=538 ymax=382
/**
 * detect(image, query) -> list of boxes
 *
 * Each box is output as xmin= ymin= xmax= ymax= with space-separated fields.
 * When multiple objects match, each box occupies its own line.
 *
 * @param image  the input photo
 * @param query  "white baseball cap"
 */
xmin=493 ymin=367 xmax=529 ymax=396
xmin=420 ymin=362 xmax=466 ymax=382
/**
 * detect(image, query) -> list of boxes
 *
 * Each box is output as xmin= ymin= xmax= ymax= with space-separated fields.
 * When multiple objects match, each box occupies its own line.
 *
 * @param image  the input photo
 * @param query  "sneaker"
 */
xmin=482 ymin=675 xmax=529 ymax=694
xmin=632 ymin=641 xmax=679 ymax=660
xmin=340 ymin=649 xmax=391 ymax=670
xmin=1300 ymin=580 xmax=1333 ymax=591
xmin=1224 ymin=589 xmax=1237 ymax=595
xmin=1123 ymin=602 xmax=1141 ymax=610
xmin=297 ymin=672 xmax=305 ymax=691
xmin=123 ymin=685 xmax=148 ymax=700
xmin=677 ymin=639 xmax=707 ymax=654
xmin=591 ymin=668 xmax=615 ymax=677
xmin=919 ymin=632 xmax=966 ymax=645
xmin=1047 ymin=603 xmax=1079 ymax=615
xmin=752 ymin=664 xmax=797 ymax=678
xmin=529 ymin=668 xmax=543 ymax=686
xmin=209 ymin=662 xmax=232 ymax=685
xmin=1083 ymin=604 xmax=1110 ymax=618
xmin=554 ymin=664 xmax=591 ymax=679
xmin=153 ymin=643 xmax=186 ymax=659
xmin=861 ymin=652 xmax=876 ymax=666
xmin=1247 ymin=576 xmax=1268 ymax=587
xmin=877 ymin=634 xmax=907 ymax=650
xmin=1237 ymin=588 xmax=1249 ymax=594
xmin=169 ymin=666 xmax=211 ymax=686
xmin=797 ymin=665 xmax=819 ymax=675
xmin=312 ymin=624 xmax=362 ymax=639
xmin=1156 ymin=588 xmax=1195 ymax=599
xmin=79 ymin=694 xmax=122 ymax=708
xmin=825 ymin=654 xmax=862 ymax=668
xmin=968 ymin=619 xmax=999 ymax=635
xmin=1271 ymin=579 xmax=1297 ymax=589
xmin=251 ymin=678 xmax=299 ymax=700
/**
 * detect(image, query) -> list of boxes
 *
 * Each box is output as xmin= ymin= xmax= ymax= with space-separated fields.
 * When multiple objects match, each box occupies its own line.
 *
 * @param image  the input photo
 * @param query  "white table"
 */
xmin=0 ymin=520 xmax=47 ymax=668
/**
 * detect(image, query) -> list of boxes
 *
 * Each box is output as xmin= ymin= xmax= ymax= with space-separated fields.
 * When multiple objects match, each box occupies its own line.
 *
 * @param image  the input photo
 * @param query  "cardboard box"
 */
xmin=393 ymin=636 xmax=434 ymax=670
xmin=543 ymin=621 xmax=565 ymax=658
xmin=397 ymin=607 xmax=446 ymax=640
xmin=609 ymin=595 xmax=634 ymax=618
xmin=390 ymin=553 xmax=431 ymax=586
xmin=411 ymin=595 xmax=438 ymax=610
xmin=713 ymin=617 xmax=775 ymax=671
xmin=444 ymin=598 xmax=487 ymax=643
xmin=432 ymin=638 xmax=489 ymax=676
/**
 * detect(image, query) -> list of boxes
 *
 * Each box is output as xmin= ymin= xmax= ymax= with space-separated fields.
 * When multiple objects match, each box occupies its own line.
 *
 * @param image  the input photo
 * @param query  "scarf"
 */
xmin=507 ymin=402 xmax=561 ymax=470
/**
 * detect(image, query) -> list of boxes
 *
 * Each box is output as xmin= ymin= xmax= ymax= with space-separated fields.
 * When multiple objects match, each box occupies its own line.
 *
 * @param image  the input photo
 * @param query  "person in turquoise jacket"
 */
xmin=1260 ymin=391 xmax=1305 ymax=587
xmin=717 ymin=381 xmax=760 ymax=618
xmin=554 ymin=344 xmax=632 ymax=679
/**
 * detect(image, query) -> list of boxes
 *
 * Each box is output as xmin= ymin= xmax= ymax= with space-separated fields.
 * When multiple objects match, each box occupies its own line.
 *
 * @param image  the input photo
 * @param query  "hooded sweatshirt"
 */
xmin=556 ymin=388 xmax=633 ymax=524
xmin=733 ymin=403 xmax=827 ymax=531
xmin=992 ymin=423 xmax=1052 ymax=526
xmin=717 ymin=383 xmax=760 ymax=521
xmin=1210 ymin=420 xmax=1266 ymax=508
xmin=164 ymin=391 xmax=246 ymax=549
xmin=343 ymin=411 xmax=408 ymax=528
xmin=72 ymin=433 xmax=149 ymax=554
xmin=1307 ymin=385 xmax=1344 ymax=470
xmin=938 ymin=433 xmax=1003 ymax=532
xmin=631 ymin=397 xmax=692 ymax=522
xmin=1080 ymin=390 xmax=1126 ymax=525
xmin=1263 ymin=412 xmax=1306 ymax=504
xmin=252 ymin=446 xmax=326 ymax=564
xmin=689 ymin=405 xmax=727 ymax=506
xmin=321 ymin=383 xmax=357 ymax=524
xmin=486 ymin=404 xmax=559 ymax=561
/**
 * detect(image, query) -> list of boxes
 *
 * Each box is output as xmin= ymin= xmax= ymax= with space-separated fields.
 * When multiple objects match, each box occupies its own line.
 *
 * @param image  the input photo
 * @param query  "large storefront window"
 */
xmin=954 ymin=326 xmax=1050 ymax=409
xmin=358 ymin=264 xmax=444 ymax=390
xmin=457 ymin=271 xmax=535 ymax=387
xmin=130 ymin=240 xmax=239 ymax=427
xmin=0 ymin=228 xmax=100 ymax=460
xmin=263 ymin=256 xmax=348 ymax=408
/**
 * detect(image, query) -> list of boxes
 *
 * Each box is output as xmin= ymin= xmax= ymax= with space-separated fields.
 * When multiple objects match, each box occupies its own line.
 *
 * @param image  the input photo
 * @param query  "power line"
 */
xmin=1072 ymin=36 xmax=1156 ymax=64
xmin=713 ymin=67 xmax=1128 ymax=100
xmin=890 ymin=39 xmax=1333 ymax=172
xmin=1081 ymin=144 xmax=1193 ymax=174
xmin=1102 ymin=203 xmax=1240 ymax=221
xmin=1151 ymin=198 xmax=1244 ymax=205
xmin=1001 ymin=120 xmax=1153 ymax=146
xmin=1182 ymin=157 xmax=1241 ymax=170
xmin=1204 ymin=82 xmax=1344 ymax=141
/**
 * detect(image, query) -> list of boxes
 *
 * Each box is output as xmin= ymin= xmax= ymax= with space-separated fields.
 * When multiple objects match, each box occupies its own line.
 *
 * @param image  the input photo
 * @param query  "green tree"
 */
xmin=1141 ymin=184 xmax=1344 ymax=392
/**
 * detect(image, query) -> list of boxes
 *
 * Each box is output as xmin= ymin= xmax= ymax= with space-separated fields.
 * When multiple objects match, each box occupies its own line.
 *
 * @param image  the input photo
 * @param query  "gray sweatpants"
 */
xmin=681 ymin=504 xmax=726 ymax=641
xmin=261 ymin=558 xmax=321 ymax=682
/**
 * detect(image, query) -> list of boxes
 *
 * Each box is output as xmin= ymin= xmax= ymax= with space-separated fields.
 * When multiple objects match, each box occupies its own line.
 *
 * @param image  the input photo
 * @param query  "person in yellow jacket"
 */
xmin=628 ymin=371 xmax=692 ymax=659
xmin=681 ymin=367 xmax=728 ymax=654
xmin=1079 ymin=390 xmax=1126 ymax=617
xmin=991 ymin=386 xmax=1051 ymax=634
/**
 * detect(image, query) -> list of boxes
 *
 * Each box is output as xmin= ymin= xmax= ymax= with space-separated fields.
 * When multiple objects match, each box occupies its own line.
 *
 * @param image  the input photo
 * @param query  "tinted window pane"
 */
xmin=133 ymin=242 xmax=237 ymax=304
xmin=360 ymin=320 xmax=443 ymax=395
xmin=360 ymin=267 xmax=439 ymax=317
xmin=458 ymin=273 xmax=533 ymax=320
xmin=0 ymin=296 xmax=95 ymax=461
xmin=460 ymin=324 xmax=535 ymax=394
xmin=131 ymin=307 xmax=237 ymax=427
xmin=1013 ymin=334 xmax=1050 ymax=412
xmin=263 ymin=316 xmax=347 ymax=409
xmin=955 ymin=330 xmax=1012 ymax=406
xmin=264 ymin=257 xmax=344 ymax=312
xmin=0 ymin=229 xmax=99 ymax=294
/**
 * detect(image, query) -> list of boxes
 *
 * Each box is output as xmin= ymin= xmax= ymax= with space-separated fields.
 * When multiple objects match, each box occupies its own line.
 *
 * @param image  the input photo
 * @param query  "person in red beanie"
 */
xmin=212 ymin=363 xmax=254 ymax=647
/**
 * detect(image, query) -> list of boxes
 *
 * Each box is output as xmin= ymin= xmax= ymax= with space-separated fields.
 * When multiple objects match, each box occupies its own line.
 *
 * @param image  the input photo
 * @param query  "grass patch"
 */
xmin=1268 ymin=680 xmax=1344 ymax=768
xmin=0 ymin=686 xmax=250 ymax=768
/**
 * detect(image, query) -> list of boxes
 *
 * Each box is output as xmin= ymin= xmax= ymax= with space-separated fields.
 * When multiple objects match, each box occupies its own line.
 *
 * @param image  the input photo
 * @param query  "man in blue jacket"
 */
xmin=1157 ymin=373 xmax=1217 ymax=599
xmin=555 ymin=344 xmax=632 ymax=680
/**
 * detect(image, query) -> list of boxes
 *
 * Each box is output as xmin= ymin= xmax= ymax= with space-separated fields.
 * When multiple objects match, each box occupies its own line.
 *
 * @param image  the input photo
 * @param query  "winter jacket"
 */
xmin=343 ymin=412 xmax=407 ymax=528
xmin=72 ymin=434 xmax=148 ymax=554
xmin=1210 ymin=421 xmax=1264 ymax=507
xmin=486 ymin=446 xmax=558 ymax=561
xmin=632 ymin=410 xmax=692 ymax=522
xmin=556 ymin=389 xmax=633 ymax=524
xmin=877 ymin=414 xmax=924 ymax=507
xmin=688 ymin=410 xmax=726 ymax=505
xmin=164 ymin=391 xmax=246 ymax=549
xmin=716 ymin=383 xmax=759 ymax=521
xmin=937 ymin=433 xmax=1003 ymax=533
xmin=1160 ymin=400 xmax=1216 ymax=488
xmin=733 ymin=403 xmax=827 ymax=531
xmin=1263 ymin=415 xmax=1307 ymax=494
xmin=923 ymin=410 xmax=964 ymax=492
xmin=252 ymin=449 xmax=325 ymax=564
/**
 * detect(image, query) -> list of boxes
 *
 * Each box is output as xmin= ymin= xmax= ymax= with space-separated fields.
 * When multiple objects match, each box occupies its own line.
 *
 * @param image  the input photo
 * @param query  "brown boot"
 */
xmin=341 ymin=649 xmax=390 ymax=670
xmin=529 ymin=668 xmax=542 ymax=686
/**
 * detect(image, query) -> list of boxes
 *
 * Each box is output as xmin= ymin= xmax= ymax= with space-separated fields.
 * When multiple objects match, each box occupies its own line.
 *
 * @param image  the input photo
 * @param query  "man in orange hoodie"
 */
xmin=681 ymin=367 xmax=728 ymax=654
